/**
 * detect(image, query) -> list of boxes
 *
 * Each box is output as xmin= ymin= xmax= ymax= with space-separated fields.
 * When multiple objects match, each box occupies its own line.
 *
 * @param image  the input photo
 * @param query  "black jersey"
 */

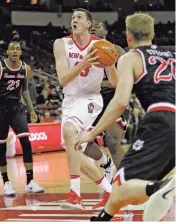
xmin=132 ymin=45 xmax=175 ymax=111
xmin=0 ymin=59 xmax=27 ymax=104
xmin=101 ymin=69 xmax=115 ymax=99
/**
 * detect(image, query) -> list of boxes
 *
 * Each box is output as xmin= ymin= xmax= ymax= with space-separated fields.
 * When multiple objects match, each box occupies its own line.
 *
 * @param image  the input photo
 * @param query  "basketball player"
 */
xmin=80 ymin=20 xmax=129 ymax=210
xmin=0 ymin=41 xmax=44 ymax=196
xmin=84 ymin=20 xmax=128 ymax=170
xmin=54 ymin=8 xmax=118 ymax=210
xmin=75 ymin=13 xmax=175 ymax=221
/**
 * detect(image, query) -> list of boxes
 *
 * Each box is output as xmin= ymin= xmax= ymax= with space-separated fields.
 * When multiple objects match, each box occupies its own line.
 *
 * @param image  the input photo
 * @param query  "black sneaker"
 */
xmin=143 ymin=176 xmax=175 ymax=221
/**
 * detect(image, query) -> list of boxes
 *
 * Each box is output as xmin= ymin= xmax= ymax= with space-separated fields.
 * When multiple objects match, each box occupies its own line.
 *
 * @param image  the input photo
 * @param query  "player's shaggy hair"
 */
xmin=126 ymin=13 xmax=155 ymax=41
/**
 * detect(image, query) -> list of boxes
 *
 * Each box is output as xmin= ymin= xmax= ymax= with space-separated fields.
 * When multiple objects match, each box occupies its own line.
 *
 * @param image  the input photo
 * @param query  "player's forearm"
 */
xmin=22 ymin=90 xmax=34 ymax=113
xmin=58 ymin=61 xmax=88 ymax=86
xmin=106 ymin=65 xmax=118 ymax=87
xmin=91 ymin=98 xmax=126 ymax=137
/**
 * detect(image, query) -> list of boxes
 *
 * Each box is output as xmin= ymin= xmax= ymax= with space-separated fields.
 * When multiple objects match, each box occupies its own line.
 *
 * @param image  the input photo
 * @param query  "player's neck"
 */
xmin=73 ymin=32 xmax=91 ymax=48
xmin=5 ymin=58 xmax=21 ymax=68
xmin=132 ymin=40 xmax=152 ymax=48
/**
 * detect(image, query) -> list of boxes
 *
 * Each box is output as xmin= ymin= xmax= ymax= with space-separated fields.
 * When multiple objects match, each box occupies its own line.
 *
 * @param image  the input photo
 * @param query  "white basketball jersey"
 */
xmin=62 ymin=34 xmax=104 ymax=96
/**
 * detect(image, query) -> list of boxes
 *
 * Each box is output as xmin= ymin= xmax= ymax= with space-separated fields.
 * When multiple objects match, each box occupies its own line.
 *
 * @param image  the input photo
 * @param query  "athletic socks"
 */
xmin=26 ymin=170 xmax=33 ymax=185
xmin=2 ymin=172 xmax=9 ymax=184
xmin=70 ymin=175 xmax=80 ymax=196
xmin=95 ymin=176 xmax=112 ymax=193
xmin=98 ymin=153 xmax=109 ymax=166
xmin=91 ymin=209 xmax=113 ymax=221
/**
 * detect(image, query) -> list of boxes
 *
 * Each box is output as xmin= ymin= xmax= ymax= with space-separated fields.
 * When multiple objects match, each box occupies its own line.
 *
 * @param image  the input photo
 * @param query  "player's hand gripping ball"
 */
xmin=92 ymin=40 xmax=118 ymax=68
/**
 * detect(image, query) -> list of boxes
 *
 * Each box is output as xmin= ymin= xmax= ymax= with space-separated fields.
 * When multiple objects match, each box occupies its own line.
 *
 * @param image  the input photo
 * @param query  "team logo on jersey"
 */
xmin=132 ymin=139 xmax=144 ymax=151
xmin=88 ymin=103 xmax=94 ymax=114
xmin=68 ymin=40 xmax=73 ymax=45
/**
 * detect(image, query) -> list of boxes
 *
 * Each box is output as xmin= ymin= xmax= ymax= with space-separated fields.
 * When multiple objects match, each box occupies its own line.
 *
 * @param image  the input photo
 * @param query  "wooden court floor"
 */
xmin=0 ymin=151 xmax=175 ymax=222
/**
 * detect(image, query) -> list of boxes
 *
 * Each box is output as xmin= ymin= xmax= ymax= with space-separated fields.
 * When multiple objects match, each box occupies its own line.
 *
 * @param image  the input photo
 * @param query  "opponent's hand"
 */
xmin=74 ymin=131 xmax=95 ymax=151
xmin=30 ymin=111 xmax=38 ymax=123
xmin=82 ymin=47 xmax=101 ymax=68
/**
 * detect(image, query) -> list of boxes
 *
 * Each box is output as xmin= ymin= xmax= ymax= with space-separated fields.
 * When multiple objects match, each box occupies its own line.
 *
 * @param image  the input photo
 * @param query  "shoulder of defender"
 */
xmin=118 ymin=51 xmax=140 ymax=65
xmin=25 ymin=64 xmax=32 ymax=77
xmin=114 ymin=45 xmax=126 ymax=57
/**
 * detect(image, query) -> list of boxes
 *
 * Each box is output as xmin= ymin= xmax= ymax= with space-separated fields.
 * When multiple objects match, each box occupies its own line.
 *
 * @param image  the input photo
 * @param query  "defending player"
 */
xmin=0 ymin=42 xmax=45 ymax=196
xmin=76 ymin=13 xmax=175 ymax=221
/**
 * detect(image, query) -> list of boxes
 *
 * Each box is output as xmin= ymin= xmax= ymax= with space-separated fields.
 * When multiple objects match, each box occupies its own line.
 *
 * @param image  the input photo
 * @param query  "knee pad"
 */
xmin=19 ymin=137 xmax=33 ymax=163
xmin=0 ymin=143 xmax=7 ymax=166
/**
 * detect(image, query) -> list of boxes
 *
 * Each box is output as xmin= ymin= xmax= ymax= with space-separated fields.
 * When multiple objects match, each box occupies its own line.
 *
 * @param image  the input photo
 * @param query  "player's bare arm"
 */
xmin=22 ymin=65 xmax=37 ymax=123
xmin=54 ymin=39 xmax=100 ymax=86
xmin=105 ymin=45 xmax=126 ymax=87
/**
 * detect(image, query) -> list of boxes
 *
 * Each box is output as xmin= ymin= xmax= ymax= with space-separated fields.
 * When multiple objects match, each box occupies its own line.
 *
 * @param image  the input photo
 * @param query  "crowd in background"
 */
xmin=1 ymin=0 xmax=174 ymax=12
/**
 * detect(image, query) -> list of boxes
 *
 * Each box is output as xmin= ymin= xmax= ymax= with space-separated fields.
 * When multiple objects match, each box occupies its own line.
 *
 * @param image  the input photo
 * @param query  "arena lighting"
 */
xmin=31 ymin=0 xmax=37 ymax=4
xmin=6 ymin=0 xmax=38 ymax=3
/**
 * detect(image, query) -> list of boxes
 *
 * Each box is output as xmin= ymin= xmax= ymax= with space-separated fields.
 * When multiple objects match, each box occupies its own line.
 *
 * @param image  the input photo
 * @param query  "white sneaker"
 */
xmin=4 ymin=181 xmax=16 ymax=196
xmin=101 ymin=157 xmax=116 ymax=184
xmin=25 ymin=180 xmax=45 ymax=193
xmin=143 ymin=176 xmax=175 ymax=221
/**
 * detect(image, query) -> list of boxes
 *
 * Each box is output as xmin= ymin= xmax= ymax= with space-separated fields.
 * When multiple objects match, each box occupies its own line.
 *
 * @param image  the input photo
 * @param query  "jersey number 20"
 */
xmin=149 ymin=56 xmax=176 ymax=83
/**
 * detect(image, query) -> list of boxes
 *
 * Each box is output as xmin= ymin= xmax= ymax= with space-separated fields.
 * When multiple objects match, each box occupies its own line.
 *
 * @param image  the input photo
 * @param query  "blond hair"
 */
xmin=126 ymin=13 xmax=155 ymax=41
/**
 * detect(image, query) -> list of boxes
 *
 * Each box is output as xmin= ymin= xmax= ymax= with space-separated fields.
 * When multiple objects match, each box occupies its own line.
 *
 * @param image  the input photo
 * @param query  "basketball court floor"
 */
xmin=0 ymin=151 xmax=175 ymax=222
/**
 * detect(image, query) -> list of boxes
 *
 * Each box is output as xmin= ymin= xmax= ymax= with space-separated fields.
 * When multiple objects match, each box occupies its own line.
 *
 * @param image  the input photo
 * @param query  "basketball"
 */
xmin=92 ymin=40 xmax=118 ymax=68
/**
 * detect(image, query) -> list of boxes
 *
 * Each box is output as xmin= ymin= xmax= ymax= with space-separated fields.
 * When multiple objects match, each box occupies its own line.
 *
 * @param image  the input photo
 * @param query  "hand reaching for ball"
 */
xmin=82 ymin=47 xmax=101 ymax=68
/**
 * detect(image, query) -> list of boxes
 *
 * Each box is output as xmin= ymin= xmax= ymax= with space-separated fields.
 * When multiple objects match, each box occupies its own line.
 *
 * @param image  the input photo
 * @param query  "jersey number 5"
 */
xmin=7 ymin=80 xmax=20 ymax=91
xmin=149 ymin=56 xmax=176 ymax=83
xmin=74 ymin=62 xmax=91 ymax=77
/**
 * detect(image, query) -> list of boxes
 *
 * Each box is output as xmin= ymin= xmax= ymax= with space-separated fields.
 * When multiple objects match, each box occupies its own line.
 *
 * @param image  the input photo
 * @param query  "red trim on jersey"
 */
xmin=16 ymin=133 xmax=30 ymax=138
xmin=148 ymin=106 xmax=176 ymax=113
xmin=113 ymin=174 xmax=122 ymax=186
xmin=68 ymin=116 xmax=83 ymax=125
xmin=147 ymin=103 xmax=176 ymax=113
xmin=4 ymin=59 xmax=22 ymax=71
xmin=131 ymin=49 xmax=148 ymax=84
xmin=67 ymin=34 xmax=100 ymax=51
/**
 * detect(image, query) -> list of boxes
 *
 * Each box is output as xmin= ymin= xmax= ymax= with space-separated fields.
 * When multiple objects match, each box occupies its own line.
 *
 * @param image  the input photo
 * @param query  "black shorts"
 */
xmin=0 ymin=102 xmax=29 ymax=142
xmin=115 ymin=111 xmax=175 ymax=183
xmin=93 ymin=95 xmax=129 ymax=131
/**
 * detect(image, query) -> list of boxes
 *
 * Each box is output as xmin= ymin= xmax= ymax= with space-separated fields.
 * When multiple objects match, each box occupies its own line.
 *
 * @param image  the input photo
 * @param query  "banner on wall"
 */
xmin=10 ymin=123 xmax=63 ymax=155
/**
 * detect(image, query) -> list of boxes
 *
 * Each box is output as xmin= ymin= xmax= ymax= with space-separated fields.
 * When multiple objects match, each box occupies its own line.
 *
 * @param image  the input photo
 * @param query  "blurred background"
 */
xmin=0 ymin=0 xmax=175 ymax=145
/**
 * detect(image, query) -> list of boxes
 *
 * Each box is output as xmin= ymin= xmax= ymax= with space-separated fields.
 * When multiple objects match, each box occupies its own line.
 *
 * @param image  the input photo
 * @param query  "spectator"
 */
xmin=40 ymin=111 xmax=54 ymax=123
